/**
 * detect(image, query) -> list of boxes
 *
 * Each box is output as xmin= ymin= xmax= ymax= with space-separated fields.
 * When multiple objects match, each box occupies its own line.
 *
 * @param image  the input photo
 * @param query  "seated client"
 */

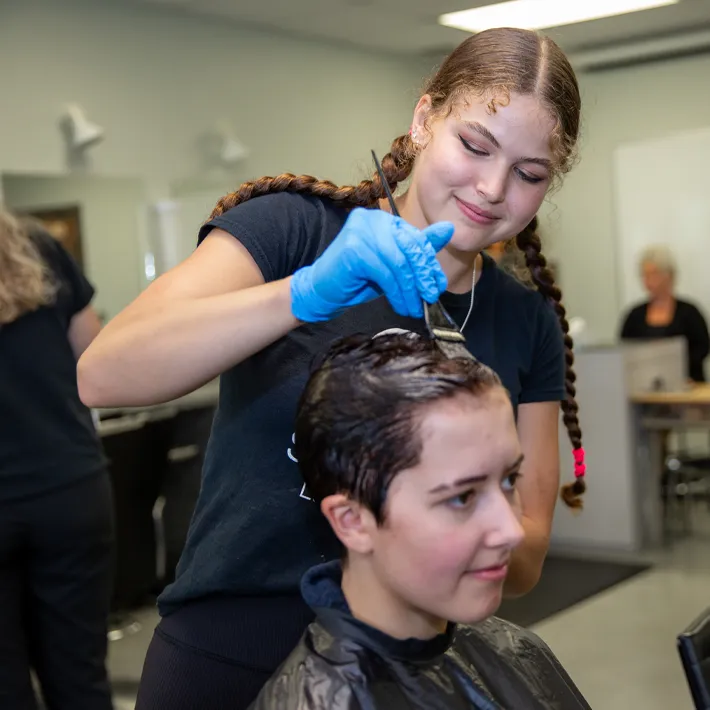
xmin=249 ymin=333 xmax=590 ymax=710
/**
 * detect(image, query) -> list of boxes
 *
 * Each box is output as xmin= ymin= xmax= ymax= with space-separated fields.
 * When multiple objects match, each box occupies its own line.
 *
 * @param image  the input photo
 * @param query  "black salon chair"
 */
xmin=677 ymin=606 xmax=710 ymax=709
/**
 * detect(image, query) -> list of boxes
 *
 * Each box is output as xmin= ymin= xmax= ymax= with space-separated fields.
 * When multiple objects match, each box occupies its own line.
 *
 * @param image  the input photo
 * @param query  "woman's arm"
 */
xmin=68 ymin=305 xmax=103 ymax=359
xmin=685 ymin=304 xmax=710 ymax=381
xmin=77 ymin=230 xmax=299 ymax=408
xmin=504 ymin=401 xmax=560 ymax=597
xmin=78 ymin=208 xmax=454 ymax=409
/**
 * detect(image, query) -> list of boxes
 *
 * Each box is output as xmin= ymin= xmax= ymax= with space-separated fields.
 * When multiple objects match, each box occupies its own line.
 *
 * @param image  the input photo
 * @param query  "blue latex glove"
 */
xmin=290 ymin=208 xmax=454 ymax=322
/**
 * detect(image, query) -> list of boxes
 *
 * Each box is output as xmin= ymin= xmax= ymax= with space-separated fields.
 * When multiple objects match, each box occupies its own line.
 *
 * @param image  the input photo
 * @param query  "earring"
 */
xmin=411 ymin=129 xmax=418 ymax=141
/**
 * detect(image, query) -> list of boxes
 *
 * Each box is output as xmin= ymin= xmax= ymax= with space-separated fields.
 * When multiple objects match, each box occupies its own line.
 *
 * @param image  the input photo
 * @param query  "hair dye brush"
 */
xmin=371 ymin=150 xmax=476 ymax=361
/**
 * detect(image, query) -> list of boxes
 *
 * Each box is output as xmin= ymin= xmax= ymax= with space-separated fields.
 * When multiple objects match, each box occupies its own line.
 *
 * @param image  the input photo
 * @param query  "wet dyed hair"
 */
xmin=210 ymin=27 xmax=585 ymax=507
xmin=294 ymin=333 xmax=503 ymax=523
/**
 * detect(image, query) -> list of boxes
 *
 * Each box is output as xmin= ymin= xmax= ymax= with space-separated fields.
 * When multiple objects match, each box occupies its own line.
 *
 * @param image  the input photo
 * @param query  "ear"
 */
xmin=321 ymin=494 xmax=377 ymax=555
xmin=412 ymin=94 xmax=434 ymax=145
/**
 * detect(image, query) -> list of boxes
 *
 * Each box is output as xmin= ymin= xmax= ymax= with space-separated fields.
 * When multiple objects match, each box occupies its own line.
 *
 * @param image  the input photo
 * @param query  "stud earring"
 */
xmin=411 ymin=129 xmax=418 ymax=141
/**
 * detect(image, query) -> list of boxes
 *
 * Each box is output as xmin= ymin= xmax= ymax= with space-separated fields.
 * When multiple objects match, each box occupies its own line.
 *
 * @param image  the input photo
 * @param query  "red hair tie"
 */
xmin=573 ymin=447 xmax=586 ymax=478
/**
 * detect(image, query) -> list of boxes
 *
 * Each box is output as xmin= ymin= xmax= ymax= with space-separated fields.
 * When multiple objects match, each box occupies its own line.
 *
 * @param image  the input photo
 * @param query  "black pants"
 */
xmin=0 ymin=473 xmax=115 ymax=710
xmin=135 ymin=594 xmax=314 ymax=710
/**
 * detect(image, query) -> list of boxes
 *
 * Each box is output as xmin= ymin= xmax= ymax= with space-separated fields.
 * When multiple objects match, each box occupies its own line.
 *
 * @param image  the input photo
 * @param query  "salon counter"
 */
xmin=95 ymin=380 xmax=219 ymax=435
xmin=96 ymin=382 xmax=218 ymax=610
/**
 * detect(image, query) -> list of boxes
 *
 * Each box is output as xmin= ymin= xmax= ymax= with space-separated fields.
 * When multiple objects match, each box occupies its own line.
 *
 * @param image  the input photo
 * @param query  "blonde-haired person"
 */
xmin=0 ymin=210 xmax=113 ymax=709
xmin=621 ymin=244 xmax=709 ymax=382
xmin=79 ymin=28 xmax=586 ymax=710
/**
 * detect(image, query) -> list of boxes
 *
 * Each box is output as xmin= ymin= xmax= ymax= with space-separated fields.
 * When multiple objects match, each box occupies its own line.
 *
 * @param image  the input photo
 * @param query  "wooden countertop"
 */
xmin=630 ymin=383 xmax=710 ymax=405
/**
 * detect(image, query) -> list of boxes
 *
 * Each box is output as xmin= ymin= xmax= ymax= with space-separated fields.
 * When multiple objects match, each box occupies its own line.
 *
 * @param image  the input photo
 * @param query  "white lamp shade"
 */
xmin=220 ymin=135 xmax=248 ymax=164
xmin=62 ymin=104 xmax=105 ymax=150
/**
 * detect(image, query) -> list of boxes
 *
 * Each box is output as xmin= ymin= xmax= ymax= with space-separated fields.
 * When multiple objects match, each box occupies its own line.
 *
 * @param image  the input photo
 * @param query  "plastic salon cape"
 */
xmin=249 ymin=561 xmax=591 ymax=710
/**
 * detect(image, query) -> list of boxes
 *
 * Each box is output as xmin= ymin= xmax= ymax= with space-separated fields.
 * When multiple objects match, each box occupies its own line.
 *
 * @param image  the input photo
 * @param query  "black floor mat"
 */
xmin=497 ymin=555 xmax=650 ymax=628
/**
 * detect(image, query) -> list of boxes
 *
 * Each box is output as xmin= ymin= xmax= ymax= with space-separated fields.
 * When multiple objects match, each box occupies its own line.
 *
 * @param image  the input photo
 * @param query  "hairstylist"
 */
xmin=78 ymin=27 xmax=586 ymax=710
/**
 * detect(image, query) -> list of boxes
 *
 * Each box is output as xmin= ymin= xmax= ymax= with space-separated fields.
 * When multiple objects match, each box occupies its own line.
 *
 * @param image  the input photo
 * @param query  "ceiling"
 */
xmin=135 ymin=0 xmax=710 ymax=57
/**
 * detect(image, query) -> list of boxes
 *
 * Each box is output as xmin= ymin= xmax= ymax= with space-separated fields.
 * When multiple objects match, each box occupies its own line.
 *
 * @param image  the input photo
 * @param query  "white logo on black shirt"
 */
xmin=287 ymin=432 xmax=313 ymax=501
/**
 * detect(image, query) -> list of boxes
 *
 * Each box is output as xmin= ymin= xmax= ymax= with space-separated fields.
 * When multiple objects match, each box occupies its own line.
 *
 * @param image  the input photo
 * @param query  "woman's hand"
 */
xmin=290 ymin=208 xmax=454 ymax=322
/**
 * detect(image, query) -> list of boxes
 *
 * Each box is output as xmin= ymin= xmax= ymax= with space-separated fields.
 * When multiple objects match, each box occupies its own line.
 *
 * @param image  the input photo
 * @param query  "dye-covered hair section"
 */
xmin=294 ymin=334 xmax=502 ymax=523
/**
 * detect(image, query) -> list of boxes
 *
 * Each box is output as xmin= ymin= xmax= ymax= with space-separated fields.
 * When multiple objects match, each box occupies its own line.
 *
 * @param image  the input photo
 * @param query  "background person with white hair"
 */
xmin=620 ymin=245 xmax=710 ymax=382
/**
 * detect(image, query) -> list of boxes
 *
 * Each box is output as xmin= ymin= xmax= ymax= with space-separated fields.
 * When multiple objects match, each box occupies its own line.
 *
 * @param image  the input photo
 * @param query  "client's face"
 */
xmin=370 ymin=388 xmax=525 ymax=626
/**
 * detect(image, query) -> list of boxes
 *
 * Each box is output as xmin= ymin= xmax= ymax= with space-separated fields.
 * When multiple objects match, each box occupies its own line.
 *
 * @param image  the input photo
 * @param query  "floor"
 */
xmin=106 ymin=510 xmax=710 ymax=710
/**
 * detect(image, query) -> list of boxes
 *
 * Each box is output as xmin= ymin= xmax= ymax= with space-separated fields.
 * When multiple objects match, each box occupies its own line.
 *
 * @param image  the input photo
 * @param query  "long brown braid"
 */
xmin=207 ymin=28 xmax=585 ymax=508
xmin=208 ymin=136 xmax=414 ymax=220
xmin=516 ymin=217 xmax=585 ymax=508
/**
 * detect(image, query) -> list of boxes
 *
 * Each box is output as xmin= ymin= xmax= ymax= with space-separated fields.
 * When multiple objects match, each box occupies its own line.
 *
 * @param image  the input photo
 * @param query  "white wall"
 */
xmin=0 ymin=0 xmax=424 ymax=188
xmin=542 ymin=53 xmax=710 ymax=343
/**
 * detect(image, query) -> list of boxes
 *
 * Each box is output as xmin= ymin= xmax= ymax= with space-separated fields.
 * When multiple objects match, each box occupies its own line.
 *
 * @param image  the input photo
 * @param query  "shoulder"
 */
xmin=487 ymin=260 xmax=563 ymax=353
xmin=676 ymin=299 xmax=707 ymax=319
xmin=625 ymin=302 xmax=648 ymax=317
xmin=249 ymin=624 xmax=359 ymax=710
xmin=453 ymin=619 xmax=590 ymax=708
xmin=485 ymin=256 xmax=556 ymax=322
xmin=198 ymin=192 xmax=345 ymax=246
xmin=197 ymin=192 xmax=349 ymax=282
xmin=454 ymin=617 xmax=562 ymax=670
xmin=27 ymin=224 xmax=63 ymax=272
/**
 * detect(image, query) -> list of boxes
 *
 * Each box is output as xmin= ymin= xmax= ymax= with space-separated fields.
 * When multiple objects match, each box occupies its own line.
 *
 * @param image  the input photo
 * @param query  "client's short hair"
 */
xmin=294 ymin=333 xmax=502 ymax=524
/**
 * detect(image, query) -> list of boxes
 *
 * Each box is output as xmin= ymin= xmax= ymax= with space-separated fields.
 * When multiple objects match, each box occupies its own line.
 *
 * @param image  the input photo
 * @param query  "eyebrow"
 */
xmin=428 ymin=454 xmax=525 ymax=495
xmin=463 ymin=121 xmax=553 ymax=169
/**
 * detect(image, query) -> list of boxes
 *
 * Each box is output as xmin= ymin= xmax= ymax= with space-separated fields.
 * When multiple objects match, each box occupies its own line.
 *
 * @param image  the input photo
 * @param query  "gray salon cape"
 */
xmin=248 ymin=561 xmax=591 ymax=710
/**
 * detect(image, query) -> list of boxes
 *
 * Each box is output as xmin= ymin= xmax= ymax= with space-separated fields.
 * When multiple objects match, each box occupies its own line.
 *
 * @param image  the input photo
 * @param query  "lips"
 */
xmin=454 ymin=197 xmax=501 ymax=225
xmin=466 ymin=561 xmax=510 ymax=582
xmin=457 ymin=198 xmax=498 ymax=220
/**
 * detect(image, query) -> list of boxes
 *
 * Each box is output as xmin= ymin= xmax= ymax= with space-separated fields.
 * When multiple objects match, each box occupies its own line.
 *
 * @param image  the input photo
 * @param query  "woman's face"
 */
xmin=408 ymin=92 xmax=556 ymax=253
xmin=641 ymin=261 xmax=673 ymax=299
xmin=368 ymin=388 xmax=525 ymax=627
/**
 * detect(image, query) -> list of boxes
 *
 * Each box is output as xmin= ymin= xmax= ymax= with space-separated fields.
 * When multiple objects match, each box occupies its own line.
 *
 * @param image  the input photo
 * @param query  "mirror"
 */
xmin=1 ymin=172 xmax=149 ymax=322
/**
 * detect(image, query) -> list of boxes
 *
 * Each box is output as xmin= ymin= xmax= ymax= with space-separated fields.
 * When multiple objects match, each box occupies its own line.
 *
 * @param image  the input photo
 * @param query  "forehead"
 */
xmin=450 ymin=92 xmax=556 ymax=158
xmin=419 ymin=389 xmax=515 ymax=446
xmin=386 ymin=390 xmax=520 ymax=494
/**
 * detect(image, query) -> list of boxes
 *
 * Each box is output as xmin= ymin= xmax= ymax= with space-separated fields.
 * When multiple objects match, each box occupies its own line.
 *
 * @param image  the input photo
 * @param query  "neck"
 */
xmin=650 ymin=293 xmax=675 ymax=307
xmin=341 ymin=556 xmax=447 ymax=641
xmin=378 ymin=192 xmax=481 ymax=294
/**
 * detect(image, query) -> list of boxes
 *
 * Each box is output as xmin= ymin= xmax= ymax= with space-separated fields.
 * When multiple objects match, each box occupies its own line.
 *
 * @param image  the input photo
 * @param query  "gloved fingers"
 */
xmin=422 ymin=221 xmax=455 ymax=253
xmin=365 ymin=233 xmax=424 ymax=318
xmin=393 ymin=225 xmax=448 ymax=303
xmin=357 ymin=243 xmax=419 ymax=318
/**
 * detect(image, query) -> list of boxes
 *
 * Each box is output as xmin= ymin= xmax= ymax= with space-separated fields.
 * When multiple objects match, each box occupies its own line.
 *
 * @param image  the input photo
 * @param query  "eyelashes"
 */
xmin=457 ymin=135 xmax=545 ymax=185
xmin=445 ymin=472 xmax=522 ymax=510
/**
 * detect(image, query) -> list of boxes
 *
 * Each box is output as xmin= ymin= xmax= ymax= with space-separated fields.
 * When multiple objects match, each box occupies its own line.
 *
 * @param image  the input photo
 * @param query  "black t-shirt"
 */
xmin=0 ymin=229 xmax=107 ymax=502
xmin=620 ymin=300 xmax=710 ymax=382
xmin=158 ymin=193 xmax=565 ymax=614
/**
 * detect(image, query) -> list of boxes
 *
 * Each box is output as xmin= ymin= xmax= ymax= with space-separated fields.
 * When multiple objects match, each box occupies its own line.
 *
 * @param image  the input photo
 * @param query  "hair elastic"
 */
xmin=573 ymin=447 xmax=586 ymax=478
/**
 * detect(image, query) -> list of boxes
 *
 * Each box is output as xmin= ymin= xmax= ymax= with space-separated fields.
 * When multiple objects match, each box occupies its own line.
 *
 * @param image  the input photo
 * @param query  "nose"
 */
xmin=475 ymin=162 xmax=507 ymax=205
xmin=482 ymin=492 xmax=525 ymax=550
